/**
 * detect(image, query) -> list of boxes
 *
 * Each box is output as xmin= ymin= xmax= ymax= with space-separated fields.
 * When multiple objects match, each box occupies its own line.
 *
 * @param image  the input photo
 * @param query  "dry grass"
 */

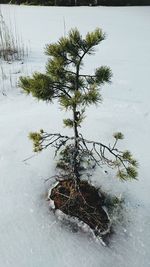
xmin=0 ymin=8 xmax=27 ymax=62
xmin=0 ymin=7 xmax=29 ymax=95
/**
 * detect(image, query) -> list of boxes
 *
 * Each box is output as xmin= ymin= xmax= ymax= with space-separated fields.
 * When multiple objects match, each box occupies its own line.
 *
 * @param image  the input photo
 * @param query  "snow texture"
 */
xmin=0 ymin=4 xmax=150 ymax=267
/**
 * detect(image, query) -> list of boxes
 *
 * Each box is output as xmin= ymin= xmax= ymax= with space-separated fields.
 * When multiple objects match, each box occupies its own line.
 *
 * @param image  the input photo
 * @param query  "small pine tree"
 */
xmin=19 ymin=28 xmax=138 ymax=182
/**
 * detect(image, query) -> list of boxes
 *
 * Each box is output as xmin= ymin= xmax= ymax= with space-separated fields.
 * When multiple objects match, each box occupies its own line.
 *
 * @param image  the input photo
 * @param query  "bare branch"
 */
xmin=34 ymin=131 xmax=137 ymax=180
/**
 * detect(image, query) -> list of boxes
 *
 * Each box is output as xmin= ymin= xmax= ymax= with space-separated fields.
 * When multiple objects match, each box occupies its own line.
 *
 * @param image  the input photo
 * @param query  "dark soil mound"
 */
xmin=50 ymin=179 xmax=110 ymax=235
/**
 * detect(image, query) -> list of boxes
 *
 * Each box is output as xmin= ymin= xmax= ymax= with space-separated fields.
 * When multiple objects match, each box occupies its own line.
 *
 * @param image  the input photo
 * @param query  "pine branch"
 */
xmin=30 ymin=131 xmax=138 ymax=181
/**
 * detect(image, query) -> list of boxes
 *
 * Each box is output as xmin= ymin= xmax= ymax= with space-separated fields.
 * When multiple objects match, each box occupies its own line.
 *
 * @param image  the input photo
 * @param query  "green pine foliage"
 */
xmin=20 ymin=28 xmax=111 ymax=125
xmin=19 ymin=73 xmax=55 ymax=101
xmin=113 ymin=132 xmax=124 ymax=140
xmin=29 ymin=132 xmax=43 ymax=152
xmin=19 ymin=28 xmax=138 ymax=181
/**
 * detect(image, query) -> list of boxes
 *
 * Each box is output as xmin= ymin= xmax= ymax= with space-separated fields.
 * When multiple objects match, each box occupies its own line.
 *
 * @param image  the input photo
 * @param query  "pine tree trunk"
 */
xmin=73 ymin=107 xmax=80 ymax=182
xmin=72 ymin=63 xmax=80 ymax=182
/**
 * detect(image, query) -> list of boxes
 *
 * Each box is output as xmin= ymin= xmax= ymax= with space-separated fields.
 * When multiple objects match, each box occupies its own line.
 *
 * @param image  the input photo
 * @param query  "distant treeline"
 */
xmin=0 ymin=0 xmax=149 ymax=5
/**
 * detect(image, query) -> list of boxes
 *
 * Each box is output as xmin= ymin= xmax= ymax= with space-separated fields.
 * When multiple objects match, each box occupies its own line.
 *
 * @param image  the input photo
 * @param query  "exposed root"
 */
xmin=49 ymin=179 xmax=111 ymax=236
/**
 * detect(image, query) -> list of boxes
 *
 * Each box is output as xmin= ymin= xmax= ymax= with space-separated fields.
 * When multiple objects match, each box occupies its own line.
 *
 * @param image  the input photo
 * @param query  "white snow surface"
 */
xmin=0 ymin=4 xmax=150 ymax=267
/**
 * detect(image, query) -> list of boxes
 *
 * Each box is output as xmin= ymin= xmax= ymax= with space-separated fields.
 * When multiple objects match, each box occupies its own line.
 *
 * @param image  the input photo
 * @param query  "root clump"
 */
xmin=50 ymin=179 xmax=110 ymax=236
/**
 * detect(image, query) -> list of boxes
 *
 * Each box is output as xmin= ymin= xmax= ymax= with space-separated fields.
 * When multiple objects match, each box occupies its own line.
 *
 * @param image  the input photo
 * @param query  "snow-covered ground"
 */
xmin=0 ymin=4 xmax=150 ymax=267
